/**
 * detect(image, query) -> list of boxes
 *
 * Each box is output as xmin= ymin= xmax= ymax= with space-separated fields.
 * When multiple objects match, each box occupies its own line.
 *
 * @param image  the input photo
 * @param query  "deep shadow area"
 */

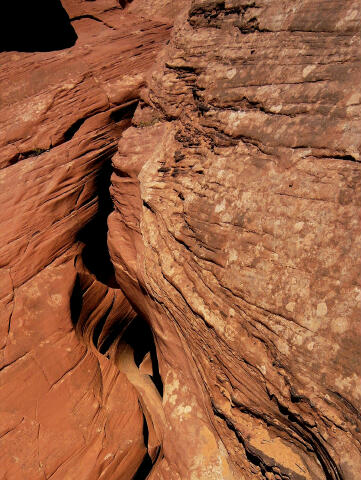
xmin=132 ymin=414 xmax=153 ymax=480
xmin=76 ymin=101 xmax=138 ymax=287
xmin=118 ymin=0 xmax=134 ymax=8
xmin=70 ymin=275 xmax=84 ymax=329
xmin=133 ymin=453 xmax=152 ymax=480
xmin=110 ymin=101 xmax=139 ymax=123
xmin=123 ymin=316 xmax=164 ymax=397
xmin=63 ymin=118 xmax=87 ymax=142
xmin=0 ymin=0 xmax=77 ymax=52
xmin=77 ymin=157 xmax=119 ymax=288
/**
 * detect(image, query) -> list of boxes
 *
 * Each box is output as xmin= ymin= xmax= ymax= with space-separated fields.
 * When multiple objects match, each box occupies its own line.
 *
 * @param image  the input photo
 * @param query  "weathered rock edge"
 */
xmin=108 ymin=0 xmax=361 ymax=479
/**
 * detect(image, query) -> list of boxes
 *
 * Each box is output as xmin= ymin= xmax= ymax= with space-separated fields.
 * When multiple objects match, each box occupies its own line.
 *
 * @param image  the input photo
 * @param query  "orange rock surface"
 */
xmin=1 ymin=1 xmax=360 ymax=479
xmin=0 ymin=2 xmax=171 ymax=478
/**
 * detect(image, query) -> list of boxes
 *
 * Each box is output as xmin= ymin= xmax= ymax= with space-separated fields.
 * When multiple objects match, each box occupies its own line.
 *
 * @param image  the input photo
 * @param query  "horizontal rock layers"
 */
xmin=0 ymin=1 xmax=360 ymax=479
xmin=109 ymin=0 xmax=361 ymax=479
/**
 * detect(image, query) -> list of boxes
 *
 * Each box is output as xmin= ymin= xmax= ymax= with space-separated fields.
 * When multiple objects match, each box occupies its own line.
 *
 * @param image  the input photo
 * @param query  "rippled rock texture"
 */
xmin=1 ymin=1 xmax=360 ymax=479
xmin=0 ymin=2 xmax=171 ymax=478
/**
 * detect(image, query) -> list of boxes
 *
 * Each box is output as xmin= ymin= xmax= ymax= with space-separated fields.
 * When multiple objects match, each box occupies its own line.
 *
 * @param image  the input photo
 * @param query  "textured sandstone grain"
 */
xmin=109 ymin=0 xmax=361 ymax=479
xmin=0 ymin=3 xmax=171 ymax=478
xmin=0 ymin=1 xmax=360 ymax=479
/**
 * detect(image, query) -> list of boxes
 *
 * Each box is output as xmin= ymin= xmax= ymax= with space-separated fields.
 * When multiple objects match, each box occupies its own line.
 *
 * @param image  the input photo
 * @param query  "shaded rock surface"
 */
xmin=0 ymin=1 xmax=360 ymax=480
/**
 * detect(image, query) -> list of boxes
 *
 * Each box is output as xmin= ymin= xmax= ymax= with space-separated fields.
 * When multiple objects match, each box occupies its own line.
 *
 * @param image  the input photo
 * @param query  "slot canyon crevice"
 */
xmin=0 ymin=1 xmax=360 ymax=480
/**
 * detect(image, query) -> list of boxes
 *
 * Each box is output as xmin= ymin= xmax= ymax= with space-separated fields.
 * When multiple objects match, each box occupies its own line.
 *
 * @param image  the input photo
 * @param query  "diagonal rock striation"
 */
xmin=109 ymin=0 xmax=361 ymax=479
xmin=0 ymin=2 xmax=173 ymax=478
xmin=0 ymin=1 xmax=360 ymax=479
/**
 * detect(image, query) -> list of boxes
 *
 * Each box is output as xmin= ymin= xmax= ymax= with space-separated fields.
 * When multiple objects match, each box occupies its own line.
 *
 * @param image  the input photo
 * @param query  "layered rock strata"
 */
xmin=0 ymin=1 xmax=360 ymax=480
xmin=109 ymin=0 xmax=361 ymax=479
xmin=0 ymin=3 xmax=171 ymax=478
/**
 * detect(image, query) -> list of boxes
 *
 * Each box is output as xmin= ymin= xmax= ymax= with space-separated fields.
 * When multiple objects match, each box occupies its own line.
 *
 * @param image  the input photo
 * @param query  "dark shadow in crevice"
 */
xmin=0 ymin=0 xmax=77 ymax=52
xmin=118 ymin=0 xmax=134 ymax=8
xmin=75 ymin=100 xmax=138 ymax=287
xmin=70 ymin=275 xmax=83 ymax=328
xmin=132 ymin=414 xmax=153 ymax=480
xmin=123 ymin=316 xmax=164 ymax=397
xmin=63 ymin=118 xmax=87 ymax=142
xmin=76 ymin=157 xmax=118 ymax=288
xmin=98 ymin=319 xmax=130 ymax=356
xmin=110 ymin=100 xmax=139 ymax=122
xmin=133 ymin=452 xmax=152 ymax=480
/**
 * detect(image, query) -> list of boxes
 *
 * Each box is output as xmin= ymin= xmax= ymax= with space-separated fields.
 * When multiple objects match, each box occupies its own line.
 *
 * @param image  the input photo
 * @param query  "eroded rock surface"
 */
xmin=109 ymin=1 xmax=361 ymax=479
xmin=0 ymin=1 xmax=360 ymax=479
xmin=0 ymin=2 xmax=171 ymax=478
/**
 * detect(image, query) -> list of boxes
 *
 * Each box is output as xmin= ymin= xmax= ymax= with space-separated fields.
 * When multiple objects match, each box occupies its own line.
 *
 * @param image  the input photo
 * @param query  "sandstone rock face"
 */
xmin=108 ymin=0 xmax=361 ymax=479
xmin=1 ymin=1 xmax=360 ymax=480
xmin=0 ymin=3 xmax=171 ymax=478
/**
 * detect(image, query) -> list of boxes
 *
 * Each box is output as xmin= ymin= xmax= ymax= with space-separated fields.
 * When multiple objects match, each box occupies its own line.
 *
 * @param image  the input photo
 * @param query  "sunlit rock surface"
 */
xmin=109 ymin=1 xmax=361 ymax=479
xmin=0 ymin=2 xmax=171 ymax=478
xmin=1 ymin=1 xmax=360 ymax=479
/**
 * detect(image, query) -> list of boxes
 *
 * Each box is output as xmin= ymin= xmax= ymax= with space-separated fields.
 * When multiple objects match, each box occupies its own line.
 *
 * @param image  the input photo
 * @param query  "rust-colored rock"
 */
xmin=109 ymin=0 xmax=361 ymax=479
xmin=1 ymin=1 xmax=360 ymax=479
xmin=0 ymin=2 xmax=171 ymax=478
